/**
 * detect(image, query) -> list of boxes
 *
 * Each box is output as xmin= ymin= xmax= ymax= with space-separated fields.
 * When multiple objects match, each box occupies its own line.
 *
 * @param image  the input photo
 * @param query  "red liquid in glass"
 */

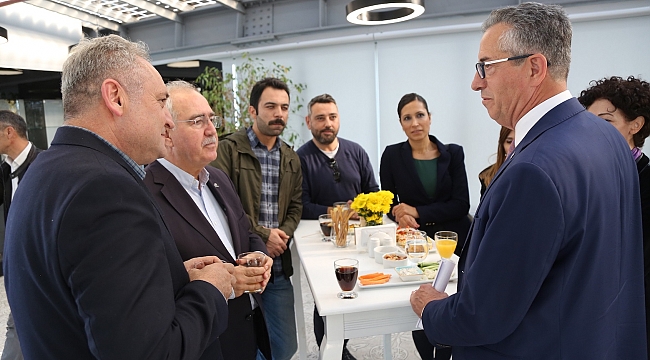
xmin=320 ymin=222 xmax=332 ymax=236
xmin=335 ymin=266 xmax=358 ymax=291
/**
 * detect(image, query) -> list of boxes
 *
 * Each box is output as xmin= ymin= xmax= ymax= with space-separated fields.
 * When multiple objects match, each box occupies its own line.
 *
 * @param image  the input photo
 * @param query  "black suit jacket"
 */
xmin=0 ymin=143 xmax=42 ymax=222
xmin=144 ymin=160 xmax=271 ymax=360
xmin=4 ymin=126 xmax=229 ymax=360
xmin=380 ymin=135 xmax=471 ymax=252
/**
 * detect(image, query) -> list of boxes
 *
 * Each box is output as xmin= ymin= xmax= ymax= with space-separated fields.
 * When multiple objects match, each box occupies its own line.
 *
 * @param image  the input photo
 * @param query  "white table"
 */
xmin=291 ymin=220 xmax=458 ymax=360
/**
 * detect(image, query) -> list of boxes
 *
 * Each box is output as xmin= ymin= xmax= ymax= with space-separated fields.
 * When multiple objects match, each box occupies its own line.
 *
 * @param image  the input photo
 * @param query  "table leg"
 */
xmin=320 ymin=315 xmax=344 ymax=360
xmin=290 ymin=241 xmax=307 ymax=360
xmin=383 ymin=334 xmax=392 ymax=360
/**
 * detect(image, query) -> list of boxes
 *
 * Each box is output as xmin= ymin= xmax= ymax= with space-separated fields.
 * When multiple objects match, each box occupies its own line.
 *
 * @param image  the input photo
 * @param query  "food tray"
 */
xmin=357 ymin=270 xmax=430 ymax=289
xmin=356 ymin=267 xmax=458 ymax=289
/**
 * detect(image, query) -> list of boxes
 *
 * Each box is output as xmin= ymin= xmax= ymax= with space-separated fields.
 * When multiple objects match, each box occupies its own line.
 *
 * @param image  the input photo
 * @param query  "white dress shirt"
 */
xmin=514 ymin=90 xmax=572 ymax=148
xmin=5 ymin=142 xmax=33 ymax=200
xmin=157 ymin=158 xmax=237 ymax=259
xmin=158 ymin=159 xmax=258 ymax=306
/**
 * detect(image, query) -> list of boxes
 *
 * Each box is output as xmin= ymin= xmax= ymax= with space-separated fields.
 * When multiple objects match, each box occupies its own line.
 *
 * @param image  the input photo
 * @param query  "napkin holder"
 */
xmin=355 ymin=223 xmax=396 ymax=253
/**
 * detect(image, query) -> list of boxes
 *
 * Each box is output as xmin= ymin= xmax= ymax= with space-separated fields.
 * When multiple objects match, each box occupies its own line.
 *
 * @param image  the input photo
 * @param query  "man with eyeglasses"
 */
xmin=213 ymin=77 xmax=303 ymax=360
xmin=144 ymin=80 xmax=273 ymax=360
xmin=410 ymin=2 xmax=645 ymax=359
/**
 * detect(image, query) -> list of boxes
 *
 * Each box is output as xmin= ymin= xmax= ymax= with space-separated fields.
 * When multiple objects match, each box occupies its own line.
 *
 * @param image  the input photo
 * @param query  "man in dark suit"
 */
xmin=3 ymin=35 xmax=235 ymax=360
xmin=0 ymin=110 xmax=42 ymax=360
xmin=144 ymin=80 xmax=273 ymax=360
xmin=410 ymin=3 xmax=646 ymax=359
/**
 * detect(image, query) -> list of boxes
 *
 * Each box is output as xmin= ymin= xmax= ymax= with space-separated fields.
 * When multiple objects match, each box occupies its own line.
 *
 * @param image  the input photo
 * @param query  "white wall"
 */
xmin=201 ymin=5 xmax=650 ymax=212
xmin=0 ymin=3 xmax=81 ymax=71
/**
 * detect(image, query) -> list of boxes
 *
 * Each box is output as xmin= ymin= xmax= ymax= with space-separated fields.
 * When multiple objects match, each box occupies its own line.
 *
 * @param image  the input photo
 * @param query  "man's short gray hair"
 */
xmin=0 ymin=110 xmax=28 ymax=139
xmin=61 ymin=35 xmax=150 ymax=120
xmin=165 ymin=80 xmax=200 ymax=121
xmin=483 ymin=2 xmax=572 ymax=81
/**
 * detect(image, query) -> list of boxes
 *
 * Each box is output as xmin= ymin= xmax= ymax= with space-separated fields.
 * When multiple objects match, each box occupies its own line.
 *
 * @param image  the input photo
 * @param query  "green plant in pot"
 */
xmin=196 ymin=53 xmax=306 ymax=146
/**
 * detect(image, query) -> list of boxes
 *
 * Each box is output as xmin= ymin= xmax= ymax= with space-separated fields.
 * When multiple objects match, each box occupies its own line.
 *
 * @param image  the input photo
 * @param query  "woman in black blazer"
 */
xmin=380 ymin=93 xmax=471 ymax=250
xmin=380 ymin=93 xmax=471 ymax=360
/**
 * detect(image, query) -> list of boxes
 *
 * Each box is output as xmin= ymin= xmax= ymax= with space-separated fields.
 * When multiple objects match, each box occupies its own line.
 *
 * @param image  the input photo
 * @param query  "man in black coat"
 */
xmin=0 ymin=110 xmax=42 ymax=360
xmin=3 ymin=35 xmax=235 ymax=360
xmin=144 ymin=80 xmax=273 ymax=360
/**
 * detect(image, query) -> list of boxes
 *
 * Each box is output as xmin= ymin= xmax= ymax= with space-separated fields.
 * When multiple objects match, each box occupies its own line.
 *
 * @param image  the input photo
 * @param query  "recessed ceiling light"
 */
xmin=167 ymin=60 xmax=200 ymax=68
xmin=346 ymin=0 xmax=425 ymax=25
xmin=0 ymin=69 xmax=23 ymax=76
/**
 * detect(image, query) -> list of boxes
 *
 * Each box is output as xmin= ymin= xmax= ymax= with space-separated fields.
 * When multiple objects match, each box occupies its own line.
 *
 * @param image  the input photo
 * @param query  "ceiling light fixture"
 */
xmin=346 ymin=0 xmax=425 ymax=25
xmin=0 ymin=68 xmax=23 ymax=76
xmin=0 ymin=26 xmax=7 ymax=44
xmin=167 ymin=60 xmax=200 ymax=68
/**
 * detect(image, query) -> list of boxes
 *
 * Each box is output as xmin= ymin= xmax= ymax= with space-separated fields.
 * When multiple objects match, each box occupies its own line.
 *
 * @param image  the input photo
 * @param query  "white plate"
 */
xmin=356 ymin=269 xmax=458 ymax=289
xmin=420 ymin=267 xmax=458 ymax=283
xmin=357 ymin=270 xmax=431 ymax=289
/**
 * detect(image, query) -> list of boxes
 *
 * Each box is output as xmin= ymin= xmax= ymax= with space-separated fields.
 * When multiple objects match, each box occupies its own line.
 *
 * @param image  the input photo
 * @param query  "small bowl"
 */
xmin=382 ymin=252 xmax=408 ymax=268
xmin=395 ymin=266 xmax=425 ymax=282
xmin=374 ymin=245 xmax=400 ymax=264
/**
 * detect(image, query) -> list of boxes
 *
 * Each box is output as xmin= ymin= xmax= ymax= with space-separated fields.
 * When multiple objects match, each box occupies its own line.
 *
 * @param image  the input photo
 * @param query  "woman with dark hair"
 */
xmin=380 ymin=93 xmax=471 ymax=360
xmin=578 ymin=75 xmax=650 ymax=359
xmin=478 ymin=126 xmax=514 ymax=197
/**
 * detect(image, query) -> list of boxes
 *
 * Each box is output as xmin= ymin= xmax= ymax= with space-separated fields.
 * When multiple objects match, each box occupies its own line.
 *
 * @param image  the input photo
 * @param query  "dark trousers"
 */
xmin=412 ymin=330 xmax=452 ymax=360
xmin=313 ymin=305 xmax=350 ymax=349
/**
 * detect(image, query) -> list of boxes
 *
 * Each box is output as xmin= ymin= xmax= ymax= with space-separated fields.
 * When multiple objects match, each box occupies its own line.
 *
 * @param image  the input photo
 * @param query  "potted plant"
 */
xmin=196 ymin=53 xmax=307 ymax=146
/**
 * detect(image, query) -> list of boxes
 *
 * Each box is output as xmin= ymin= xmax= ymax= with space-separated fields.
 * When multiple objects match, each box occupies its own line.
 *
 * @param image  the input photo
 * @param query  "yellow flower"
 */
xmin=351 ymin=190 xmax=394 ymax=225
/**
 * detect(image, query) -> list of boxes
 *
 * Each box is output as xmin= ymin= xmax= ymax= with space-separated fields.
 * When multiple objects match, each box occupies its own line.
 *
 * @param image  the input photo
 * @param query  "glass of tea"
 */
xmin=318 ymin=214 xmax=332 ymax=241
xmin=334 ymin=258 xmax=358 ymax=299
xmin=237 ymin=251 xmax=266 ymax=293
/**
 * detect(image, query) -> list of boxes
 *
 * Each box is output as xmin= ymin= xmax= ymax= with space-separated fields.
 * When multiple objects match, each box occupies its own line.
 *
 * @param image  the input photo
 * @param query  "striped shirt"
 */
xmin=246 ymin=127 xmax=283 ymax=274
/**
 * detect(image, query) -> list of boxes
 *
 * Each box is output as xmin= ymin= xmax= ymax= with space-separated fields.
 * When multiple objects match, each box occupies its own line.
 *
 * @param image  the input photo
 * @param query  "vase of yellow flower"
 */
xmin=350 ymin=190 xmax=394 ymax=226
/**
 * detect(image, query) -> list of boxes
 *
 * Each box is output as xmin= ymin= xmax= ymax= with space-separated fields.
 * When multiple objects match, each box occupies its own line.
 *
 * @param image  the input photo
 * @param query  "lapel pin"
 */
xmin=213 ymin=182 xmax=219 ymax=188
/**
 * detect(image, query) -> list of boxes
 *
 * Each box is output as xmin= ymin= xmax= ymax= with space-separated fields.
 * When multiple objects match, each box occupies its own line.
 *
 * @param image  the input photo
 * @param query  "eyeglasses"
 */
xmin=328 ymin=158 xmax=341 ymax=183
xmin=176 ymin=115 xmax=224 ymax=129
xmin=475 ymin=54 xmax=533 ymax=79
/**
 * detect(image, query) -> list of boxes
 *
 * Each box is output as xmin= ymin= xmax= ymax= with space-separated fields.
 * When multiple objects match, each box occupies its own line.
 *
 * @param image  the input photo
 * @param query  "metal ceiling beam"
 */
xmin=119 ymin=0 xmax=181 ymax=22
xmin=158 ymin=0 xmax=193 ymax=13
xmin=58 ymin=0 xmax=134 ymax=23
xmin=216 ymin=0 xmax=244 ymax=13
xmin=26 ymin=0 xmax=122 ymax=31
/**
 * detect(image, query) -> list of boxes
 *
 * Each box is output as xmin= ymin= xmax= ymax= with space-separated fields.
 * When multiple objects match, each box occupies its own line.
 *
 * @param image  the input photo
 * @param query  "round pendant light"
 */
xmin=0 ymin=26 xmax=8 ymax=44
xmin=346 ymin=0 xmax=425 ymax=26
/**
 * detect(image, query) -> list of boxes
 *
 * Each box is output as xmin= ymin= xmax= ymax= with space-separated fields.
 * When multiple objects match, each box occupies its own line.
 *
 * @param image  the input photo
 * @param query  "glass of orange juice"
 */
xmin=434 ymin=231 xmax=458 ymax=260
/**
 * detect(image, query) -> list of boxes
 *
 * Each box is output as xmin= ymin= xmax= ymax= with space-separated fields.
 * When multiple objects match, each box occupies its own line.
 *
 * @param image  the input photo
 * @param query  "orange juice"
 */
xmin=435 ymin=239 xmax=457 ymax=259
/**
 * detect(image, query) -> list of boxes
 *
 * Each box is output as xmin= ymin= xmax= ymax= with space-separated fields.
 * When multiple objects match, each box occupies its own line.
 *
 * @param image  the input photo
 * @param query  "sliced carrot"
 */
xmin=360 ymin=279 xmax=390 ymax=285
xmin=358 ymin=272 xmax=385 ymax=280
xmin=361 ymin=274 xmax=390 ymax=281
xmin=359 ymin=274 xmax=391 ymax=285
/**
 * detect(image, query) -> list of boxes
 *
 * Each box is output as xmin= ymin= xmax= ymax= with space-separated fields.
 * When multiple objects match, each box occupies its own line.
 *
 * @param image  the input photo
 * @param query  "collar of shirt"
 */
xmin=157 ymin=158 xmax=209 ymax=193
xmin=319 ymin=142 xmax=339 ymax=159
xmin=514 ymin=90 xmax=572 ymax=147
xmin=246 ymin=126 xmax=281 ymax=152
xmin=5 ymin=142 xmax=33 ymax=172
xmin=65 ymin=125 xmax=146 ymax=179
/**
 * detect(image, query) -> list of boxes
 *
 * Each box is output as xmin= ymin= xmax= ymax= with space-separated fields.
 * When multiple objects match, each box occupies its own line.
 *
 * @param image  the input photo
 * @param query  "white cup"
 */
xmin=368 ymin=237 xmax=381 ymax=258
